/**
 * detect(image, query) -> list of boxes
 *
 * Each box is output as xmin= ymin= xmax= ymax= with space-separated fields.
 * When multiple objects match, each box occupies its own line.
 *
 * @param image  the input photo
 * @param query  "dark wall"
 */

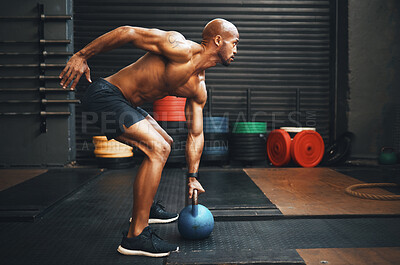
xmin=346 ymin=0 xmax=400 ymax=159
xmin=0 ymin=0 xmax=74 ymax=166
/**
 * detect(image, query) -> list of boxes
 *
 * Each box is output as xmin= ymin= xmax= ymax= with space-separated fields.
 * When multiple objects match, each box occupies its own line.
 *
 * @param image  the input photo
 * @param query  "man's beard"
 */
xmin=218 ymin=45 xmax=231 ymax=67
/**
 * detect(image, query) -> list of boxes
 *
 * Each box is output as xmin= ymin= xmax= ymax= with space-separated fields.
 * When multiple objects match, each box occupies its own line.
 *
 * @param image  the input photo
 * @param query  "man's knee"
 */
xmin=166 ymin=136 xmax=173 ymax=147
xmin=148 ymin=139 xmax=171 ymax=162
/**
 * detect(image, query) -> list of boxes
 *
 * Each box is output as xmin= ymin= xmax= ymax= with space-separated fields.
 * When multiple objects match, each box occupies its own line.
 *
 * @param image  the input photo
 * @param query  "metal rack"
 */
xmin=0 ymin=3 xmax=75 ymax=133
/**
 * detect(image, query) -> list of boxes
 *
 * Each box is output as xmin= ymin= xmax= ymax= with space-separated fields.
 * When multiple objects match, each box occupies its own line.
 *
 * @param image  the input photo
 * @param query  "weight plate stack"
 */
xmin=92 ymin=136 xmax=134 ymax=169
xmin=153 ymin=96 xmax=186 ymax=121
xmin=230 ymin=122 xmax=267 ymax=161
xmin=232 ymin=122 xmax=267 ymax=134
xmin=203 ymin=117 xmax=229 ymax=161
xmin=267 ymin=128 xmax=324 ymax=168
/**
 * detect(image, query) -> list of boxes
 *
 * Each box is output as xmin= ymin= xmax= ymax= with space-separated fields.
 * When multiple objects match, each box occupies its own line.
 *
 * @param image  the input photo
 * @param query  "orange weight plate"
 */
xmin=291 ymin=130 xmax=324 ymax=168
xmin=267 ymin=129 xmax=292 ymax=166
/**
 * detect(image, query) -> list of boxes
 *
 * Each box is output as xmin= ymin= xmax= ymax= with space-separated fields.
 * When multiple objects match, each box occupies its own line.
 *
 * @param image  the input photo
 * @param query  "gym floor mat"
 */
xmin=0 ymin=167 xmax=399 ymax=265
xmin=198 ymin=169 xmax=276 ymax=209
xmin=245 ymin=168 xmax=400 ymax=216
xmin=0 ymin=168 xmax=103 ymax=222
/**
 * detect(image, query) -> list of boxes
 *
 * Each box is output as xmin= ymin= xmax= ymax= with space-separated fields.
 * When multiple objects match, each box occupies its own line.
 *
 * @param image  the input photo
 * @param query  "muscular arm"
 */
xmin=59 ymin=26 xmax=191 ymax=89
xmin=185 ymin=82 xmax=207 ymax=198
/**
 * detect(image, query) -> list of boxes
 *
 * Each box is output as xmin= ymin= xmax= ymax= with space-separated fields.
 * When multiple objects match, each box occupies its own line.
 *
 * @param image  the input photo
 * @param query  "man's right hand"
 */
xmin=188 ymin=177 xmax=205 ymax=199
xmin=59 ymin=53 xmax=92 ymax=90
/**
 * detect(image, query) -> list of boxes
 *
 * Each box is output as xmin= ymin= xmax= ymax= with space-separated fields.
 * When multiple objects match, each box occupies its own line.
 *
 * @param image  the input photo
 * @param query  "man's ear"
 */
xmin=214 ymin=35 xmax=222 ymax=47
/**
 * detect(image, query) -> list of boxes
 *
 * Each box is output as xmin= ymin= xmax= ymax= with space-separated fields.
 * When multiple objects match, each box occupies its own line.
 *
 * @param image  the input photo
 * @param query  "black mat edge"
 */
xmin=165 ymin=249 xmax=305 ymax=265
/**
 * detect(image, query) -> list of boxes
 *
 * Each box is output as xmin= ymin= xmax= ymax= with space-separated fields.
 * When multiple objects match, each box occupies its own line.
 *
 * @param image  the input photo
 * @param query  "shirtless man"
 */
xmin=59 ymin=18 xmax=239 ymax=257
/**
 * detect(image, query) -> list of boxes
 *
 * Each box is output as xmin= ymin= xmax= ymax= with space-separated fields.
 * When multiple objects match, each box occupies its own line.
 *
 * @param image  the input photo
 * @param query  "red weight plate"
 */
xmin=266 ymin=129 xmax=292 ymax=166
xmin=153 ymin=111 xmax=186 ymax=121
xmin=291 ymin=130 xmax=325 ymax=168
xmin=153 ymin=96 xmax=186 ymax=106
xmin=153 ymin=96 xmax=187 ymax=121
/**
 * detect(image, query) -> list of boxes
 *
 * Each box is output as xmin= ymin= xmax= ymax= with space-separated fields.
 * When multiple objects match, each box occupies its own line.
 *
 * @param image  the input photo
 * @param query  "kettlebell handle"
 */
xmin=192 ymin=189 xmax=198 ymax=206
xmin=381 ymin=147 xmax=395 ymax=153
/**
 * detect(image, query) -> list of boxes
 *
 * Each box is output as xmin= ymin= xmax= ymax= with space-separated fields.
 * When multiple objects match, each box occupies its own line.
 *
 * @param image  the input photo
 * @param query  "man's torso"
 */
xmin=105 ymin=46 xmax=205 ymax=106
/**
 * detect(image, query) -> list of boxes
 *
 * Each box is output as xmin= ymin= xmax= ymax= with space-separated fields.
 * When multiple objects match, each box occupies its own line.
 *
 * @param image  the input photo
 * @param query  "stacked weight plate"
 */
xmin=92 ymin=136 xmax=134 ymax=169
xmin=153 ymin=96 xmax=186 ymax=122
xmin=230 ymin=122 xmax=267 ymax=161
xmin=267 ymin=127 xmax=325 ymax=168
xmin=203 ymin=117 xmax=229 ymax=162
xmin=153 ymin=96 xmax=187 ymax=164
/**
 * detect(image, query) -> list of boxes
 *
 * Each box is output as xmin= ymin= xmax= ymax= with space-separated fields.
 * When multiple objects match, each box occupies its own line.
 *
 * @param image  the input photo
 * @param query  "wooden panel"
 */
xmin=244 ymin=168 xmax=400 ymax=215
xmin=0 ymin=169 xmax=47 ymax=191
xmin=297 ymin=248 xmax=400 ymax=265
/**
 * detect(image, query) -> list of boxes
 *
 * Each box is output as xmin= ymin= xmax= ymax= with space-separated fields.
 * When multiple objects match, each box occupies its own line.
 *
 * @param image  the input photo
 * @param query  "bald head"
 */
xmin=202 ymin=18 xmax=238 ymax=41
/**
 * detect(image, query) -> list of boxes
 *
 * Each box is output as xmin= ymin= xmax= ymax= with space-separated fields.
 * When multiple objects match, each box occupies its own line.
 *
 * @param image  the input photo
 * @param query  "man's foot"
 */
xmin=117 ymin=226 xmax=179 ymax=257
xmin=129 ymin=201 xmax=179 ymax=224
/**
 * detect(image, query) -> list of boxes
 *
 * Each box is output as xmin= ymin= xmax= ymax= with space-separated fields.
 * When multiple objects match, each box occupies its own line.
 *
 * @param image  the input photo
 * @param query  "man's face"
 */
xmin=218 ymin=34 xmax=239 ymax=67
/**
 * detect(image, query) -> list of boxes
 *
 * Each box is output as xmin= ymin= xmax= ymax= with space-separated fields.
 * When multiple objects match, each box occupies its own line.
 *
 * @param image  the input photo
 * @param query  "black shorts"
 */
xmin=81 ymin=78 xmax=149 ymax=140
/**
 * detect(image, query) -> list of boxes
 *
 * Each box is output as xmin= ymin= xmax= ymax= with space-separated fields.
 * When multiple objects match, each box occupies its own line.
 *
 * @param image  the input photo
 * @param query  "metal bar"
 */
xmin=0 ymin=99 xmax=80 ymax=104
xmin=40 ymin=87 xmax=74 ymax=92
xmin=0 ymin=76 xmax=60 ymax=80
xmin=0 ymin=63 xmax=65 ymax=68
xmin=0 ymin=15 xmax=71 ymax=20
xmin=0 ymin=51 xmax=72 ymax=56
xmin=42 ymin=99 xmax=80 ymax=104
xmin=0 ymin=39 xmax=70 ymax=44
xmin=41 ymin=111 xmax=71 ymax=116
xmin=0 ymin=111 xmax=71 ymax=116
xmin=0 ymin=87 xmax=73 ymax=92
xmin=40 ymin=15 xmax=72 ymax=20
xmin=40 ymin=39 xmax=70 ymax=44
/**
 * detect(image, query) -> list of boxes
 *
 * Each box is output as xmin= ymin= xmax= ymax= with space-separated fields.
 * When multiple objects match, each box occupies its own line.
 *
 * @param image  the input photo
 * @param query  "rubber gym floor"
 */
xmin=0 ymin=164 xmax=399 ymax=265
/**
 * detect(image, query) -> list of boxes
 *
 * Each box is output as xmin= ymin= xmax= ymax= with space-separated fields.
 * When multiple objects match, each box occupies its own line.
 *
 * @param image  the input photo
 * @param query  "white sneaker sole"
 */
xmin=129 ymin=214 xmax=179 ymax=224
xmin=117 ymin=245 xmax=179 ymax=257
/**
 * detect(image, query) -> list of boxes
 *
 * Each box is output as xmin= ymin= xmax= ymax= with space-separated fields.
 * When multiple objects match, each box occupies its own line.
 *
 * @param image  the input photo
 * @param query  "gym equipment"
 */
xmin=203 ymin=116 xmax=229 ymax=133
xmin=378 ymin=147 xmax=397 ymax=165
xmin=232 ymin=122 xmax=267 ymax=134
xmin=230 ymin=122 xmax=267 ymax=162
xmin=178 ymin=189 xmax=214 ymax=240
xmin=93 ymin=136 xmax=133 ymax=169
xmin=291 ymin=130 xmax=325 ymax=168
xmin=0 ymin=4 xmax=72 ymax=133
xmin=345 ymin=183 xmax=400 ymax=200
xmin=153 ymin=96 xmax=186 ymax=121
xmin=203 ymin=117 xmax=229 ymax=162
xmin=266 ymin=129 xmax=292 ymax=167
xmin=267 ymin=127 xmax=325 ymax=167
xmin=322 ymin=132 xmax=353 ymax=166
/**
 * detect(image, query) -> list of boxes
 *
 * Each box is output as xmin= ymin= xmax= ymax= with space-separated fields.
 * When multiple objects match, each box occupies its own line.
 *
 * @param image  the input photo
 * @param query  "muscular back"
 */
xmin=104 ymin=28 xmax=206 ymax=106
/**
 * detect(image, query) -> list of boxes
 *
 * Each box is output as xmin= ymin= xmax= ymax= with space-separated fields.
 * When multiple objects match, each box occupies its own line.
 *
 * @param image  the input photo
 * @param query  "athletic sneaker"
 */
xmin=117 ymin=226 xmax=179 ymax=257
xmin=129 ymin=201 xmax=179 ymax=224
